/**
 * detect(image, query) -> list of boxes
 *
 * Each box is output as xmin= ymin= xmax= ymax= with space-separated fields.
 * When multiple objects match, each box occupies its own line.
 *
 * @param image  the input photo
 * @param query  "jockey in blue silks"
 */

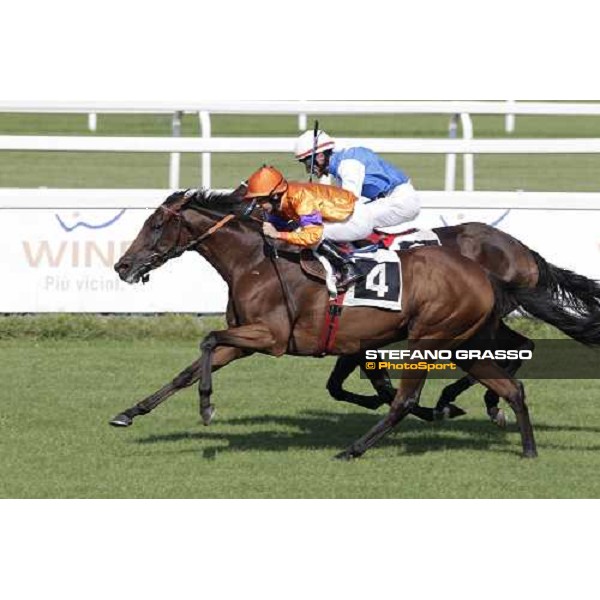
xmin=294 ymin=130 xmax=420 ymax=232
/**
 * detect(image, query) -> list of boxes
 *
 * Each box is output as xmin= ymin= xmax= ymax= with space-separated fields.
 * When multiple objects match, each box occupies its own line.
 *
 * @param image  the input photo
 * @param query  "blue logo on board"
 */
xmin=54 ymin=209 xmax=126 ymax=232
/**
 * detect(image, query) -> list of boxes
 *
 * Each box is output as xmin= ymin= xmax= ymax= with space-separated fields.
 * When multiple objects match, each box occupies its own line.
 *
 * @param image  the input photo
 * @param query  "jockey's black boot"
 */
xmin=317 ymin=240 xmax=362 ymax=288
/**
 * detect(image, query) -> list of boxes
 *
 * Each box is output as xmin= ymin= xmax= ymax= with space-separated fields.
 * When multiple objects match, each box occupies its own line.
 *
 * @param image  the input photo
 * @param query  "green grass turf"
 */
xmin=2 ymin=110 xmax=600 ymax=190
xmin=1 ymin=316 xmax=599 ymax=499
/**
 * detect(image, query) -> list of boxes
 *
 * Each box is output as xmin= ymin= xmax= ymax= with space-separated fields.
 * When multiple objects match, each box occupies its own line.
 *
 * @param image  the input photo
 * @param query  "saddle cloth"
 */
xmin=312 ymin=249 xmax=403 ymax=311
xmin=372 ymin=228 xmax=441 ymax=251
xmin=299 ymin=228 xmax=440 ymax=310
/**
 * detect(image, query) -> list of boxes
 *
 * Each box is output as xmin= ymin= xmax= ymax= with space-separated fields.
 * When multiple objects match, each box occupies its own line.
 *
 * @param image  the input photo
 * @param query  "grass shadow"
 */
xmin=135 ymin=409 xmax=522 ymax=457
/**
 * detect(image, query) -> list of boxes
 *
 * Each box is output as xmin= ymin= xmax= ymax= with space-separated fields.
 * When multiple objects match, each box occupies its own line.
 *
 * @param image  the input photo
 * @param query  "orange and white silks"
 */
xmin=276 ymin=182 xmax=358 ymax=247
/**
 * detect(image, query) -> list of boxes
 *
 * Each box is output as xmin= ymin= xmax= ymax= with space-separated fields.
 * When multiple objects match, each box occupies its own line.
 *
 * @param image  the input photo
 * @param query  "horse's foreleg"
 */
xmin=327 ymin=355 xmax=391 ymax=411
xmin=328 ymin=355 xmax=447 ymax=422
xmin=110 ymin=358 xmax=203 ymax=427
xmin=109 ymin=347 xmax=243 ymax=428
xmin=198 ymin=324 xmax=279 ymax=425
xmin=434 ymin=376 xmax=475 ymax=417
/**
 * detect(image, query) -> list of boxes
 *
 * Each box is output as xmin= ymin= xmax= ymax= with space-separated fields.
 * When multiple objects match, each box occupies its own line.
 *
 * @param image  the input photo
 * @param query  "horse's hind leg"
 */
xmin=465 ymin=359 xmax=537 ymax=458
xmin=335 ymin=370 xmax=428 ymax=460
xmin=434 ymin=323 xmax=534 ymax=427
xmin=110 ymin=347 xmax=243 ymax=427
xmin=483 ymin=327 xmax=535 ymax=427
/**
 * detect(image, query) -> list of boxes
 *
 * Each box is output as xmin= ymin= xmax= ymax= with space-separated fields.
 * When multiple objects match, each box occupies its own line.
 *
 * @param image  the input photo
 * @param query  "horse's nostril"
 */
xmin=115 ymin=260 xmax=129 ymax=273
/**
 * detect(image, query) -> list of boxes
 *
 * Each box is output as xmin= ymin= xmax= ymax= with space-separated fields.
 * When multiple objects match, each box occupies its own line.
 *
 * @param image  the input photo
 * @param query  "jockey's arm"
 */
xmin=266 ymin=187 xmax=351 ymax=247
xmin=278 ymin=217 xmax=324 ymax=247
xmin=276 ymin=193 xmax=324 ymax=247
xmin=336 ymin=159 xmax=366 ymax=198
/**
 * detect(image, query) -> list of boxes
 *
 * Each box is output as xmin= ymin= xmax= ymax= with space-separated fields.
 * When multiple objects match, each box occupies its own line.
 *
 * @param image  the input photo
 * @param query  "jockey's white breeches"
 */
xmin=322 ymin=202 xmax=374 ymax=242
xmin=361 ymin=181 xmax=421 ymax=230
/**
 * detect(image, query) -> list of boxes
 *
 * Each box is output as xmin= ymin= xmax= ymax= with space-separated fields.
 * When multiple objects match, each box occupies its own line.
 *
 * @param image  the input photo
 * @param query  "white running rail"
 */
xmin=2 ymin=188 xmax=600 ymax=211
xmin=3 ymin=100 xmax=600 ymax=190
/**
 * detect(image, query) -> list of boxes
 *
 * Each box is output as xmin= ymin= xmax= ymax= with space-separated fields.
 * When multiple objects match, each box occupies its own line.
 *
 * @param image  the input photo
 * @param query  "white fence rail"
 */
xmin=4 ymin=100 xmax=600 ymax=191
xmin=4 ymin=135 xmax=600 ymax=194
xmin=4 ymin=100 xmax=600 ymax=116
xmin=5 ymin=135 xmax=600 ymax=154
xmin=2 ymin=189 xmax=600 ymax=210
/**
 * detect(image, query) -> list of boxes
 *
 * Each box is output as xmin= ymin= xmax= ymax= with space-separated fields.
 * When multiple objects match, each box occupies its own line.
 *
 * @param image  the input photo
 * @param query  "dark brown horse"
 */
xmin=112 ymin=188 xmax=538 ymax=459
xmin=329 ymin=221 xmax=600 ymax=423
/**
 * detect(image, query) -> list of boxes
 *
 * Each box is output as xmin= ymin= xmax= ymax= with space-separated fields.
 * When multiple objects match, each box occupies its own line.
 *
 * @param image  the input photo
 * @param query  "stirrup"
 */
xmin=338 ymin=265 xmax=362 ymax=288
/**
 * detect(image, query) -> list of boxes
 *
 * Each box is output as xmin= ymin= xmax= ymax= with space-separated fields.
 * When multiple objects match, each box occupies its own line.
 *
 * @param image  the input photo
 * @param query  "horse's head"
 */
xmin=115 ymin=186 xmax=247 ymax=284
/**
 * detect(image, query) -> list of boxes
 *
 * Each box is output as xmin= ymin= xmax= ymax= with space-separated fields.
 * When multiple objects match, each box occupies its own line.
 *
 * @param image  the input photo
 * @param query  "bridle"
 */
xmin=140 ymin=196 xmax=299 ymax=352
xmin=139 ymin=203 xmax=235 ymax=282
xmin=138 ymin=196 xmax=280 ymax=280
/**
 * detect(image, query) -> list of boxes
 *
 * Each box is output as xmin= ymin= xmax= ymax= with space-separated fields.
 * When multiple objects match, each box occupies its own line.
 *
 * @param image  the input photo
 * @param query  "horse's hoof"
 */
xmin=489 ymin=408 xmax=507 ymax=429
xmin=201 ymin=404 xmax=216 ymax=426
xmin=434 ymin=405 xmax=467 ymax=421
xmin=522 ymin=448 xmax=538 ymax=459
xmin=334 ymin=450 xmax=356 ymax=461
xmin=334 ymin=444 xmax=363 ymax=461
xmin=109 ymin=413 xmax=132 ymax=427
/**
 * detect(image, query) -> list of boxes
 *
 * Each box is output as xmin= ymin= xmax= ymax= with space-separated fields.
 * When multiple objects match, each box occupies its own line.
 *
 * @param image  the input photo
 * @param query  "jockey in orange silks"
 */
xmin=243 ymin=166 xmax=374 ymax=287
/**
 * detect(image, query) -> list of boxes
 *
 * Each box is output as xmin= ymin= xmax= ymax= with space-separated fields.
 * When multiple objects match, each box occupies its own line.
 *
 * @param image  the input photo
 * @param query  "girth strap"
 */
xmin=316 ymin=292 xmax=346 ymax=356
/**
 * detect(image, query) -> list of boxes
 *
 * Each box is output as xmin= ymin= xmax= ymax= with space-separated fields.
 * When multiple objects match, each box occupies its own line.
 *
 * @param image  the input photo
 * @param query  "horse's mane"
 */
xmin=165 ymin=188 xmax=244 ymax=216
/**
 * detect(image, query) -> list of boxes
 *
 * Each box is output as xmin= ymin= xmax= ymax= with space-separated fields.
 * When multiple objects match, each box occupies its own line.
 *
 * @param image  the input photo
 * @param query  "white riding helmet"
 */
xmin=294 ymin=130 xmax=336 ymax=160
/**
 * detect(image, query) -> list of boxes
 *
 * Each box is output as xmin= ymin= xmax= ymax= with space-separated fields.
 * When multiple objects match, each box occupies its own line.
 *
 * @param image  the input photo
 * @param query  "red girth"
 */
xmin=316 ymin=292 xmax=346 ymax=356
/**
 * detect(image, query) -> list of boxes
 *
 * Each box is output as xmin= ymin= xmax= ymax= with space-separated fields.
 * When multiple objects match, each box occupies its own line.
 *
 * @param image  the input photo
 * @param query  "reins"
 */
xmin=156 ymin=201 xmax=299 ymax=353
xmin=195 ymin=213 xmax=236 ymax=242
xmin=246 ymin=209 xmax=299 ymax=353
xmin=261 ymin=231 xmax=299 ymax=354
xmin=158 ymin=207 xmax=235 ymax=258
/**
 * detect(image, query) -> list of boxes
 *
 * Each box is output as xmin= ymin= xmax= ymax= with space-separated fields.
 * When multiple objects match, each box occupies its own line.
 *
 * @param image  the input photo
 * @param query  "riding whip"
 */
xmin=308 ymin=120 xmax=319 ymax=183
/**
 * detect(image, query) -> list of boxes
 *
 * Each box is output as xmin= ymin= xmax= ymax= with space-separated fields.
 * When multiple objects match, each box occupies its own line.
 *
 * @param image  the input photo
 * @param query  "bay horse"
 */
xmin=112 ymin=188 xmax=538 ymax=459
xmin=329 ymin=221 xmax=600 ymax=423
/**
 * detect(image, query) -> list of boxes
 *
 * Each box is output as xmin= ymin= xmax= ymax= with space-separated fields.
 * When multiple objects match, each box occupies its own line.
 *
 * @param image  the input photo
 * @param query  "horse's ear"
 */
xmin=231 ymin=181 xmax=248 ymax=199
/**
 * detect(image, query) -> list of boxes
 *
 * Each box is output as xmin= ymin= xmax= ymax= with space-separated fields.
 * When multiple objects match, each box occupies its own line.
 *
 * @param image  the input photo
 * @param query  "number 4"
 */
xmin=365 ymin=264 xmax=389 ymax=298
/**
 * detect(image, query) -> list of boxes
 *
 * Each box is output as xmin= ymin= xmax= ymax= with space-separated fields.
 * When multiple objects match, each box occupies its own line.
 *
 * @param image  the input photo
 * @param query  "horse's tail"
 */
xmin=532 ymin=250 xmax=600 ymax=315
xmin=510 ymin=250 xmax=600 ymax=346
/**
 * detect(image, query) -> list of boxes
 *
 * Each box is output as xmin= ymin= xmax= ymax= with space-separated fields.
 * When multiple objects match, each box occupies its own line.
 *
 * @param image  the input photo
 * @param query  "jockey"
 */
xmin=243 ymin=166 xmax=374 ymax=287
xmin=294 ymin=129 xmax=421 ymax=231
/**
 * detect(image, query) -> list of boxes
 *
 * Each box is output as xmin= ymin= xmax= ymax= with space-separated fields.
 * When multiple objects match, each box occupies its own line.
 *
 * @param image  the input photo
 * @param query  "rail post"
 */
xmin=199 ymin=111 xmax=212 ymax=188
xmin=445 ymin=114 xmax=458 ymax=191
xmin=460 ymin=113 xmax=474 ymax=191
xmin=169 ymin=111 xmax=183 ymax=189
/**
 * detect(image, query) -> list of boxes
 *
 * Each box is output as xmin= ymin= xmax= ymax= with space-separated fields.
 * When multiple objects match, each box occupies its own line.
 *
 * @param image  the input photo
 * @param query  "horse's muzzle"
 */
xmin=114 ymin=258 xmax=146 ymax=284
xmin=115 ymin=253 xmax=165 ymax=284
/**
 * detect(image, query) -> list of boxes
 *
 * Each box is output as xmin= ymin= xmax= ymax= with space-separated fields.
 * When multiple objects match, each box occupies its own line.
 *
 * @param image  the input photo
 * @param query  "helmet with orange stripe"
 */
xmin=295 ymin=130 xmax=335 ymax=178
xmin=294 ymin=130 xmax=336 ymax=161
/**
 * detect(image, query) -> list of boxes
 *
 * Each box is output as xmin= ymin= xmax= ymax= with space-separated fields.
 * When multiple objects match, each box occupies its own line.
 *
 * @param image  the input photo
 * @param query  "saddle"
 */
xmin=299 ymin=229 xmax=440 ymax=286
xmin=300 ymin=251 xmax=328 ymax=283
